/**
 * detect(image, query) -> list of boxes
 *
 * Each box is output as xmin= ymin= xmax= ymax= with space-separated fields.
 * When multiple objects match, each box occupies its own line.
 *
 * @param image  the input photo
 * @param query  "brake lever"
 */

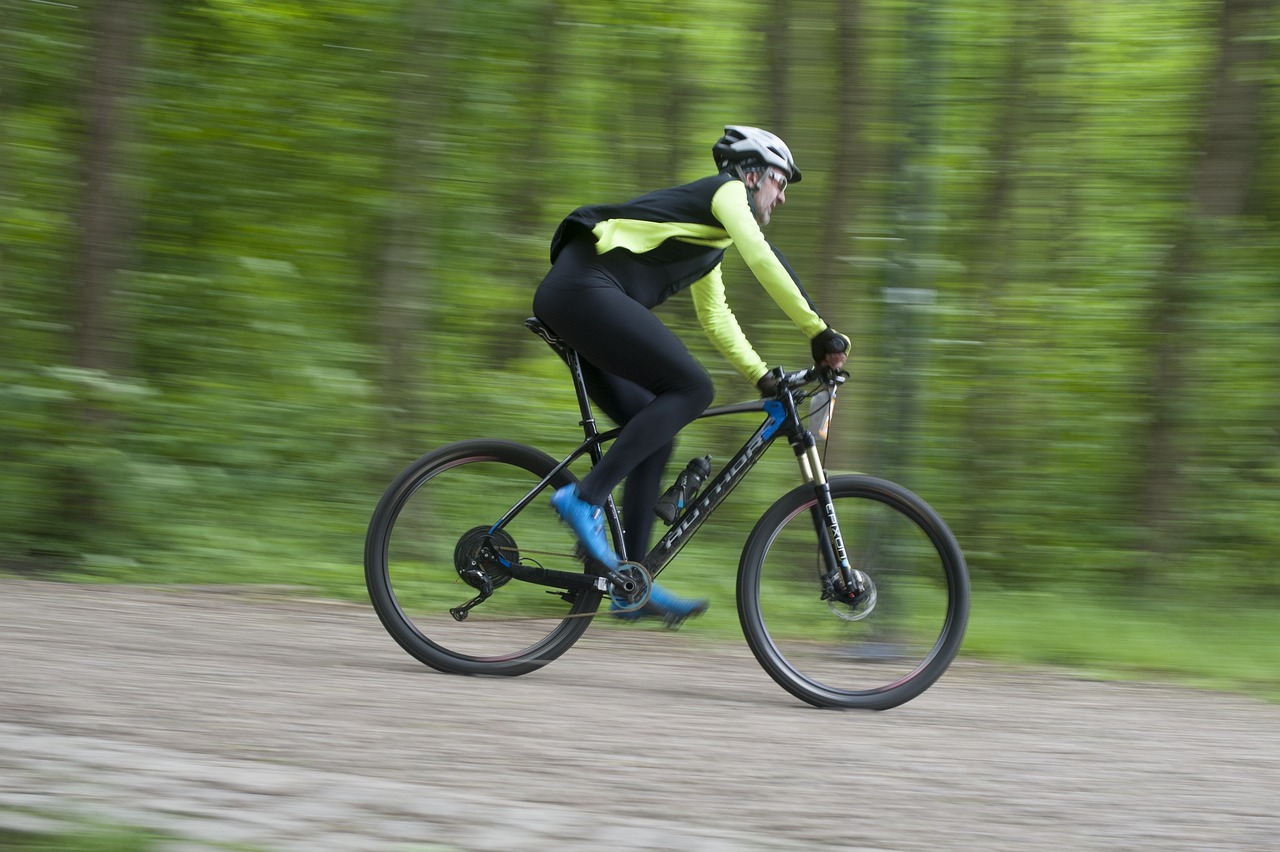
xmin=815 ymin=365 xmax=849 ymax=387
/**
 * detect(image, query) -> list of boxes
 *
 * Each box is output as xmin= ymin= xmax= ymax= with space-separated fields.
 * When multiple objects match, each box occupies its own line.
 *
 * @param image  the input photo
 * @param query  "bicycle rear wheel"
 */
xmin=737 ymin=475 xmax=969 ymax=710
xmin=365 ymin=439 xmax=603 ymax=676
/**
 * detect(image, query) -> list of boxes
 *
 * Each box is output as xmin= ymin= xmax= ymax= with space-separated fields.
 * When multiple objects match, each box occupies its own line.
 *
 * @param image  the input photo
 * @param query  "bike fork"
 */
xmin=795 ymin=435 xmax=864 ymax=602
xmin=809 ymin=482 xmax=865 ymax=602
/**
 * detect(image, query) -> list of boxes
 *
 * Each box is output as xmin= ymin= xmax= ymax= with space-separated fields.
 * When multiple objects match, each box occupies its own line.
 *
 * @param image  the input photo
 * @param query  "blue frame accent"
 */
xmin=761 ymin=400 xmax=787 ymax=440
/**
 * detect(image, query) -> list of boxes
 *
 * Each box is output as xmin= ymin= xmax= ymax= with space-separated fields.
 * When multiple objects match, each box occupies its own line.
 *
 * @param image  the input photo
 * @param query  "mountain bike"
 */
xmin=364 ymin=317 xmax=969 ymax=710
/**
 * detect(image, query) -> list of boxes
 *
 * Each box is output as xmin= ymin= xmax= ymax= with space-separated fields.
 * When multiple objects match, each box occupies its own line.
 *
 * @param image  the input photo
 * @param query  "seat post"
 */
xmin=526 ymin=317 xmax=604 ymax=461
xmin=563 ymin=351 xmax=606 ymax=464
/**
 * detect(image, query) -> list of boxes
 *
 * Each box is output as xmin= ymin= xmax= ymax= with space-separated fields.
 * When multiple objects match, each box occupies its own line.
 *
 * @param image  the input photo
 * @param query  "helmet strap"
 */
xmin=735 ymin=164 xmax=765 ymax=219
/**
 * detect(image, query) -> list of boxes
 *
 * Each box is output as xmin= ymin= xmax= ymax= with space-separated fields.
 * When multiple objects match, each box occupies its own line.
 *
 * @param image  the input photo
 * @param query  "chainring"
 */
xmin=607 ymin=561 xmax=653 ymax=613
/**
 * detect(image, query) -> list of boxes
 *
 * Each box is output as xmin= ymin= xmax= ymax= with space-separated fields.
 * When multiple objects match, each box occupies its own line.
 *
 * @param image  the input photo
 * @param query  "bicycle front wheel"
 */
xmin=365 ymin=439 xmax=603 ymax=676
xmin=737 ymin=475 xmax=969 ymax=710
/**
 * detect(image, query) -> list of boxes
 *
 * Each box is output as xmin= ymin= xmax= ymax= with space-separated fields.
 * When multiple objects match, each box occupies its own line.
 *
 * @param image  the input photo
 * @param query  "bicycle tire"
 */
xmin=737 ymin=474 xmax=969 ymax=710
xmin=365 ymin=439 xmax=603 ymax=676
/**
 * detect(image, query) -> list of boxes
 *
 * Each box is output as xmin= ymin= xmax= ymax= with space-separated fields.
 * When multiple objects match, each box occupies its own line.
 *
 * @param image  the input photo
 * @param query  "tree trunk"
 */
xmin=76 ymin=0 xmax=143 ymax=375
xmin=490 ymin=0 xmax=565 ymax=367
xmin=815 ymin=0 xmax=865 ymax=303
xmin=660 ymin=27 xmax=693 ymax=186
xmin=955 ymin=8 xmax=1033 ymax=554
xmin=0 ymin=0 xmax=13 ymax=357
xmin=56 ymin=0 xmax=145 ymax=546
xmin=813 ymin=0 xmax=866 ymax=472
xmin=497 ymin=0 xmax=561 ymax=237
xmin=762 ymin=0 xmax=792 ymax=138
xmin=1138 ymin=0 xmax=1270 ymax=561
xmin=375 ymin=1 xmax=454 ymax=450
xmin=873 ymin=0 xmax=943 ymax=483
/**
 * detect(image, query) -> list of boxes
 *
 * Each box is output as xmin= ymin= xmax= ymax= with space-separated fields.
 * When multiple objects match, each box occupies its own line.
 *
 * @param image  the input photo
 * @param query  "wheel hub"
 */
xmin=828 ymin=568 xmax=877 ymax=621
xmin=453 ymin=526 xmax=517 ymax=592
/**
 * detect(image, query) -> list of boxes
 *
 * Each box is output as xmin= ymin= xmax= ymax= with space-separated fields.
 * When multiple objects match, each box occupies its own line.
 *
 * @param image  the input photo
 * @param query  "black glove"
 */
xmin=756 ymin=371 xmax=780 ymax=399
xmin=810 ymin=327 xmax=849 ymax=363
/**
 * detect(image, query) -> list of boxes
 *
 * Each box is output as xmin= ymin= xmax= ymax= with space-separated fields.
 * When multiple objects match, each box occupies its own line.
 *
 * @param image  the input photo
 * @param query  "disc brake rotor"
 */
xmin=828 ymin=569 xmax=877 ymax=622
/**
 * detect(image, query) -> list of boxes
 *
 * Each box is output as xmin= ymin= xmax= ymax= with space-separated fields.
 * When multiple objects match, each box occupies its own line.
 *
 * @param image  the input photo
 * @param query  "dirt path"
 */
xmin=1 ymin=580 xmax=1276 ymax=851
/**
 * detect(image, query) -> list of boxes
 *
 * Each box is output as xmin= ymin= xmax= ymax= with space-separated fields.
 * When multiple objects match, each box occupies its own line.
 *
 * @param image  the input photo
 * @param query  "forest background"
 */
xmin=2 ymin=0 xmax=1277 ymax=694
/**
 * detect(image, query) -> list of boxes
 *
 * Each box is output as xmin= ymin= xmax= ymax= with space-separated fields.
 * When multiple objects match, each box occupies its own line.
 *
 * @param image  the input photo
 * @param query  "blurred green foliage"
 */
xmin=0 ymin=820 xmax=167 ymax=852
xmin=1 ymin=0 xmax=1277 ymax=651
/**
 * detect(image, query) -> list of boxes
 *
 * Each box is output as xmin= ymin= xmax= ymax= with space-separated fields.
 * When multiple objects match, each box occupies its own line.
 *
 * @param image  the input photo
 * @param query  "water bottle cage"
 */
xmin=654 ymin=456 xmax=712 ymax=526
xmin=654 ymin=474 xmax=692 ymax=526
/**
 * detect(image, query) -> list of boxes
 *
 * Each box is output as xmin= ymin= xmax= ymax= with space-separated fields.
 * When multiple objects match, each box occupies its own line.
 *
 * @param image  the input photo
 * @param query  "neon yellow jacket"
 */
xmin=549 ymin=173 xmax=832 ymax=382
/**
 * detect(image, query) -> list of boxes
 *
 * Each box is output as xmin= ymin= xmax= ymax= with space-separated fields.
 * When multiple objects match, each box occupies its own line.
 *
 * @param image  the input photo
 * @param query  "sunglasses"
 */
xmin=766 ymin=170 xmax=789 ymax=193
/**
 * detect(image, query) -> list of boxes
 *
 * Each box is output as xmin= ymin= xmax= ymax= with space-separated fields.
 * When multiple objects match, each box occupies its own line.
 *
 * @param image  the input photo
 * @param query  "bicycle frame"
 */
xmin=368 ymin=322 xmax=966 ymax=706
xmin=499 ymin=318 xmax=857 ymax=600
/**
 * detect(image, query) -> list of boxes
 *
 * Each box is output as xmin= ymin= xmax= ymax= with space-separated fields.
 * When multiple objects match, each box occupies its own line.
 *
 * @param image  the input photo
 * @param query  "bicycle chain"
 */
xmin=460 ymin=546 xmax=652 ymax=622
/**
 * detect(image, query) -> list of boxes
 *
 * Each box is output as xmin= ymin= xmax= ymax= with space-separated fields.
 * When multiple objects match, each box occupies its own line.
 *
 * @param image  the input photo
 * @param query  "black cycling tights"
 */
xmin=534 ymin=242 xmax=715 ymax=561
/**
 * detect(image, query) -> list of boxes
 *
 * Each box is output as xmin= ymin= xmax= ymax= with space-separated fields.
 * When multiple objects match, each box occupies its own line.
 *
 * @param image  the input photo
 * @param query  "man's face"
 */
xmin=751 ymin=169 xmax=788 ymax=225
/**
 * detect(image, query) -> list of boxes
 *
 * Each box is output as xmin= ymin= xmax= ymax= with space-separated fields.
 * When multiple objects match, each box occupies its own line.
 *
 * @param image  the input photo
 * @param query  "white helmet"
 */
xmin=712 ymin=125 xmax=802 ymax=184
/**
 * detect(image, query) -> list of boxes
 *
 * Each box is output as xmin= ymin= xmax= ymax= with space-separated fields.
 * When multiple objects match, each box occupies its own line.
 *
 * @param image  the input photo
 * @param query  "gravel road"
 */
xmin=1 ymin=580 xmax=1276 ymax=851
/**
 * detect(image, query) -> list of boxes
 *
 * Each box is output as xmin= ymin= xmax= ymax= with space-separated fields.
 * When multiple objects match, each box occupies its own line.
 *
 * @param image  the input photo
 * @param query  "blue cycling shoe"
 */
xmin=550 ymin=485 xmax=620 ymax=569
xmin=611 ymin=582 xmax=709 ymax=629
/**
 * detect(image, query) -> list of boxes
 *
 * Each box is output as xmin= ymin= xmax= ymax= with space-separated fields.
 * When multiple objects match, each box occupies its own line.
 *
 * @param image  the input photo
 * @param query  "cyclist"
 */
xmin=534 ymin=125 xmax=849 ymax=626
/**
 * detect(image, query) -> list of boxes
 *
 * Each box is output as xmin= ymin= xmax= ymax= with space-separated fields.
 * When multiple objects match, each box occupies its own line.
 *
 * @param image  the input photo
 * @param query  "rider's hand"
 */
xmin=810 ymin=327 xmax=849 ymax=371
xmin=755 ymin=371 xmax=780 ymax=399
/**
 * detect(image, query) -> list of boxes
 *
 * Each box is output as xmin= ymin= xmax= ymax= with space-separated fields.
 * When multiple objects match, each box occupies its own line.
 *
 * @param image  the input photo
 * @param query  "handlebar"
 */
xmin=770 ymin=364 xmax=848 ymax=394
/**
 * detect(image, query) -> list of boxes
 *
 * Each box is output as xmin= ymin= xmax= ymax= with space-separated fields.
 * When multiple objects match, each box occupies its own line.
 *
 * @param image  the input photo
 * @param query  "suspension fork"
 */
xmin=792 ymin=430 xmax=862 ymax=600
